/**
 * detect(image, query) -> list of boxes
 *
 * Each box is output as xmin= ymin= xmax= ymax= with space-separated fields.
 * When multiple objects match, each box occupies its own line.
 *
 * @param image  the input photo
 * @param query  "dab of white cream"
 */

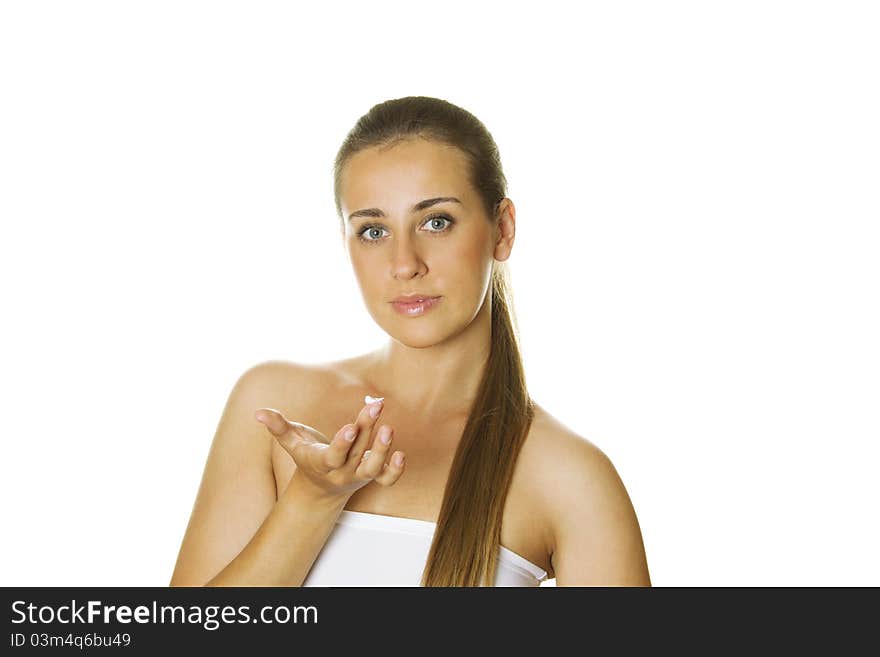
xmin=364 ymin=394 xmax=384 ymax=405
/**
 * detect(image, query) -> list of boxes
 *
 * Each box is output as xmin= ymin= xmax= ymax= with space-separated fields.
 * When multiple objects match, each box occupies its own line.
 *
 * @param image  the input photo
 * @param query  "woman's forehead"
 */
xmin=340 ymin=140 xmax=473 ymax=214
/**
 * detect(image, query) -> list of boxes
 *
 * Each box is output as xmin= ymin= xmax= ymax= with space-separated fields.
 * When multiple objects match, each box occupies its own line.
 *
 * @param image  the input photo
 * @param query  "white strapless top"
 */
xmin=301 ymin=509 xmax=548 ymax=587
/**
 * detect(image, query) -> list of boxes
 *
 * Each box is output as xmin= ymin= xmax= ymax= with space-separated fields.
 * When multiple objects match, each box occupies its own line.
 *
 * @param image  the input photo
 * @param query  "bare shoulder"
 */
xmin=524 ymin=402 xmax=651 ymax=586
xmin=237 ymin=359 xmax=318 ymax=401
xmin=520 ymin=404 xmax=610 ymax=546
xmin=526 ymin=402 xmax=616 ymax=502
xmin=239 ymin=357 xmax=323 ymax=407
xmin=250 ymin=357 xmax=358 ymax=494
xmin=169 ymin=358 xmax=320 ymax=586
xmin=238 ymin=358 xmax=343 ymax=418
xmin=527 ymin=402 xmax=609 ymax=472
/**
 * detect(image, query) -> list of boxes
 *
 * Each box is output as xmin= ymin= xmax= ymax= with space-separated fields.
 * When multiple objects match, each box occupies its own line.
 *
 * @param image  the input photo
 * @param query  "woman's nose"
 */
xmin=390 ymin=238 xmax=427 ymax=278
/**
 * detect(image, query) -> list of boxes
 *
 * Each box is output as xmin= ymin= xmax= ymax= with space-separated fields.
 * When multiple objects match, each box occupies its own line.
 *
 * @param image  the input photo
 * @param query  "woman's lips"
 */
xmin=390 ymin=296 xmax=442 ymax=317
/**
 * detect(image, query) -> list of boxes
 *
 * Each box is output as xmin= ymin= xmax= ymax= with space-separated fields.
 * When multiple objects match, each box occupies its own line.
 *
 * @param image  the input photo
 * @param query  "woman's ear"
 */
xmin=493 ymin=198 xmax=516 ymax=262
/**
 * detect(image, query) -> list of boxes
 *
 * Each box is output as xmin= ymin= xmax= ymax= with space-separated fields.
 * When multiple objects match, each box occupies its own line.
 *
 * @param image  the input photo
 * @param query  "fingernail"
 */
xmin=380 ymin=427 xmax=392 ymax=444
xmin=365 ymin=395 xmax=385 ymax=405
xmin=395 ymin=453 xmax=405 ymax=466
xmin=344 ymin=427 xmax=356 ymax=441
xmin=369 ymin=401 xmax=382 ymax=418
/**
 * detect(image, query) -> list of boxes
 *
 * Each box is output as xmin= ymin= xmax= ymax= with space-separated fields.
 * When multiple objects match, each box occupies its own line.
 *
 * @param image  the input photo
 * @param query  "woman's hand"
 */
xmin=253 ymin=397 xmax=405 ymax=500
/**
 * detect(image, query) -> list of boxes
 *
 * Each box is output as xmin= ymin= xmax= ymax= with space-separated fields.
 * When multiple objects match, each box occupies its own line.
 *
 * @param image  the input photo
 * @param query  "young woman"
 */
xmin=170 ymin=96 xmax=651 ymax=587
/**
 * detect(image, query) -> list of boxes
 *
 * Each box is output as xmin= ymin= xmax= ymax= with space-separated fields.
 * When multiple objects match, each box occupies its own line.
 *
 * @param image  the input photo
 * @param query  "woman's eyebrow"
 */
xmin=347 ymin=197 xmax=461 ymax=222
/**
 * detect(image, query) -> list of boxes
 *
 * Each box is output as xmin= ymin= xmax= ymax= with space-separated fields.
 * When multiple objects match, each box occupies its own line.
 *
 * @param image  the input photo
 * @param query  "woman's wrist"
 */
xmin=282 ymin=470 xmax=352 ymax=510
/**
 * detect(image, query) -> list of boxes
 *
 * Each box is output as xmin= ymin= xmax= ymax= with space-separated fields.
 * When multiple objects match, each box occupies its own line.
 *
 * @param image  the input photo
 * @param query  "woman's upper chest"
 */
xmin=269 ymin=366 xmax=555 ymax=577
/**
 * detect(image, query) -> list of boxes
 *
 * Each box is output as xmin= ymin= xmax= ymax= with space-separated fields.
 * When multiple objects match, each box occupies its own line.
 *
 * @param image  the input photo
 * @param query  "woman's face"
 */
xmin=338 ymin=137 xmax=502 ymax=348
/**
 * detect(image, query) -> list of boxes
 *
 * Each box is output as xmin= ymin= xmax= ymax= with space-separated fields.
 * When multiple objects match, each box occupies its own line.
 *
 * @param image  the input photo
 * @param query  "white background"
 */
xmin=1 ymin=1 xmax=877 ymax=587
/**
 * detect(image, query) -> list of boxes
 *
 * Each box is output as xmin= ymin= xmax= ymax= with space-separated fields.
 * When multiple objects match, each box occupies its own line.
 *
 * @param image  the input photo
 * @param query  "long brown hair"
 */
xmin=332 ymin=96 xmax=535 ymax=586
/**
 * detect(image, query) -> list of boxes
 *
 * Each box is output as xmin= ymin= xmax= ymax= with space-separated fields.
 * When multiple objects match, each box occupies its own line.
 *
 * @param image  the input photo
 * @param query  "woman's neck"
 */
xmin=364 ymin=296 xmax=492 ymax=420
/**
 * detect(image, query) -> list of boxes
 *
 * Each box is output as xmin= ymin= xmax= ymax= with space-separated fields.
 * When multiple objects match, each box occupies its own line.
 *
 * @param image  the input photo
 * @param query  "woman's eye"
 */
xmin=359 ymin=226 xmax=387 ymax=242
xmin=425 ymin=216 xmax=452 ymax=232
xmin=356 ymin=215 xmax=454 ymax=244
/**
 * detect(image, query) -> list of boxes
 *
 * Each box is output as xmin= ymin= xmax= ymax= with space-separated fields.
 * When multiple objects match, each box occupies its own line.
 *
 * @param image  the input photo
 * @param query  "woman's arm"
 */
xmin=547 ymin=433 xmax=652 ymax=586
xmin=203 ymin=469 xmax=350 ymax=586
xmin=170 ymin=361 xmax=347 ymax=586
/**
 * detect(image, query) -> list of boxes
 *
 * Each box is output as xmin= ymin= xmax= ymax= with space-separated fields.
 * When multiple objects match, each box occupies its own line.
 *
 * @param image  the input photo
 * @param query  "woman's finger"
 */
xmin=343 ymin=397 xmax=385 ymax=471
xmin=254 ymin=408 xmax=289 ymax=436
xmin=373 ymin=450 xmax=406 ymax=486
xmin=355 ymin=425 xmax=394 ymax=480
xmin=255 ymin=408 xmax=304 ymax=456
xmin=284 ymin=420 xmax=326 ymax=445
xmin=323 ymin=423 xmax=359 ymax=471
